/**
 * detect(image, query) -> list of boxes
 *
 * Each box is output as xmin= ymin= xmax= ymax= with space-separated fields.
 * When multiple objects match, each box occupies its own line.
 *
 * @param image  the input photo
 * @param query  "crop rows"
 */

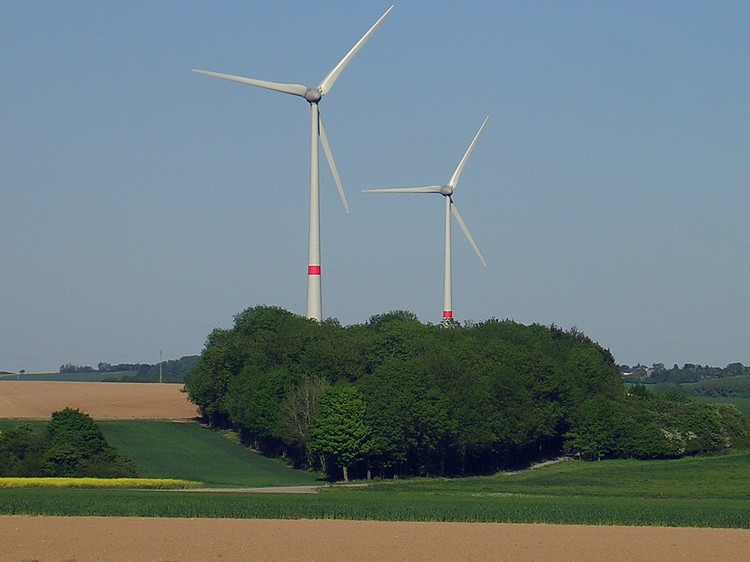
xmin=2 ymin=488 xmax=749 ymax=528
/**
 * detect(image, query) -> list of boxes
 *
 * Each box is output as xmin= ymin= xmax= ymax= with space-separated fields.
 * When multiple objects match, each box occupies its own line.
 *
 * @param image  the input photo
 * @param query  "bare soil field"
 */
xmin=0 ymin=381 xmax=198 ymax=420
xmin=2 ymin=516 xmax=749 ymax=561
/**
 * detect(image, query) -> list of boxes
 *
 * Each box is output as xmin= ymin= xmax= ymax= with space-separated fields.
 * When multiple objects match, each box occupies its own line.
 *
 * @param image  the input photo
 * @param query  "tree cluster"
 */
xmin=565 ymin=385 xmax=748 ymax=460
xmin=130 ymin=356 xmax=200 ymax=383
xmin=184 ymin=306 xmax=748 ymax=481
xmin=186 ymin=307 xmax=598 ymax=479
xmin=59 ymin=363 xmax=95 ymax=373
xmin=97 ymin=362 xmax=152 ymax=374
xmin=0 ymin=408 xmax=138 ymax=478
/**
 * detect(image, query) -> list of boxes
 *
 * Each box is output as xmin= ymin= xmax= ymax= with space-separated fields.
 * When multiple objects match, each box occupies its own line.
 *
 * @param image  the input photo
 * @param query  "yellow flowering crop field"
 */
xmin=0 ymin=477 xmax=200 ymax=489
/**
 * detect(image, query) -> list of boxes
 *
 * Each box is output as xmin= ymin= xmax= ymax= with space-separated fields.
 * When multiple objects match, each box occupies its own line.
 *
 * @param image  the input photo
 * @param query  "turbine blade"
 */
xmin=193 ymin=69 xmax=308 ymax=97
xmin=362 ymin=185 xmax=444 ymax=194
xmin=451 ymin=203 xmax=487 ymax=266
xmin=318 ymin=112 xmax=350 ymax=214
xmin=448 ymin=116 xmax=490 ymax=189
xmin=317 ymin=5 xmax=394 ymax=96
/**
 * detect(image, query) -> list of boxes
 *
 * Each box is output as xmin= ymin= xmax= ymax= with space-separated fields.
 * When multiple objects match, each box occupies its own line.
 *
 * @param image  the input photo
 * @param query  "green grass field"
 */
xmin=372 ymin=452 xmax=750 ymax=499
xmin=0 ymin=419 xmax=320 ymax=487
xmin=98 ymin=421 xmax=320 ymax=487
xmin=0 ymin=419 xmax=46 ymax=432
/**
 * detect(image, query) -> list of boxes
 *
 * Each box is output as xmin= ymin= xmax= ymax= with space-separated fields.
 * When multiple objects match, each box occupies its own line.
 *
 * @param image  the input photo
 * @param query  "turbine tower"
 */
xmin=194 ymin=6 xmax=394 ymax=321
xmin=364 ymin=116 xmax=489 ymax=324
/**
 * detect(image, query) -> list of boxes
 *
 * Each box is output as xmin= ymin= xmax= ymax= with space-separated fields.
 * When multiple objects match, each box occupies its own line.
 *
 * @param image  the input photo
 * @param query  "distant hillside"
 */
xmin=1 ymin=356 xmax=199 ymax=383
xmin=620 ymin=362 xmax=750 ymax=397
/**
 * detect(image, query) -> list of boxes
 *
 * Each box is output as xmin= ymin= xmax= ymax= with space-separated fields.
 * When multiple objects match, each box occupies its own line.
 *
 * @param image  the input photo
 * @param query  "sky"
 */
xmin=2 ymin=1 xmax=749 ymax=373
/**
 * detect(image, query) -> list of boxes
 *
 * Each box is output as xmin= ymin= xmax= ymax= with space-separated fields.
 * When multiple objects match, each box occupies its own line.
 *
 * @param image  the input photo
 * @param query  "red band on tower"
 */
xmin=442 ymin=310 xmax=453 ymax=318
xmin=308 ymin=265 xmax=321 ymax=276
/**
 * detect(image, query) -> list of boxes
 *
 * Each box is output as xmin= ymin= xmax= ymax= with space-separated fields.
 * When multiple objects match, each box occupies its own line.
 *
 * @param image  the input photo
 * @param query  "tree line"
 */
xmin=622 ymin=362 xmax=750 ymax=397
xmin=184 ymin=306 xmax=748 ymax=481
xmin=56 ymin=357 xmax=200 ymax=382
xmin=622 ymin=362 xmax=750 ymax=385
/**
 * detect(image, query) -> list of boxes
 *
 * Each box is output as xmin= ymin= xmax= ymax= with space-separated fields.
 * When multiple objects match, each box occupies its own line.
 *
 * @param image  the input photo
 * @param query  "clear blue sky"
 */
xmin=2 ymin=1 xmax=748 ymax=373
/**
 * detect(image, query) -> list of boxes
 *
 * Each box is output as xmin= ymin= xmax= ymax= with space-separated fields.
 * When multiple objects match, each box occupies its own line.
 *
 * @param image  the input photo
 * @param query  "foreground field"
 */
xmin=4 ymin=451 xmax=750 ymax=527
xmin=2 ymin=516 xmax=750 ymax=561
xmin=0 ymin=381 xmax=198 ymax=420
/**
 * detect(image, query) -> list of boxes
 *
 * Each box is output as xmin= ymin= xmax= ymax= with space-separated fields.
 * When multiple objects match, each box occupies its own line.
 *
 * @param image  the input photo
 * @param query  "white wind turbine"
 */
xmin=194 ymin=6 xmax=394 ymax=321
xmin=364 ymin=116 xmax=489 ymax=324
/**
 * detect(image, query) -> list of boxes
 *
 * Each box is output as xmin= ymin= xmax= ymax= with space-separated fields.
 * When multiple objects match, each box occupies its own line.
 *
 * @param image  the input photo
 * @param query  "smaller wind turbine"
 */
xmin=364 ymin=116 xmax=489 ymax=324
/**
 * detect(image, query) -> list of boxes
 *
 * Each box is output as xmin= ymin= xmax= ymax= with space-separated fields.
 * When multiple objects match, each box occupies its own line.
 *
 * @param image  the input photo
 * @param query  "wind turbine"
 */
xmin=364 ymin=116 xmax=489 ymax=324
xmin=193 ymin=6 xmax=394 ymax=321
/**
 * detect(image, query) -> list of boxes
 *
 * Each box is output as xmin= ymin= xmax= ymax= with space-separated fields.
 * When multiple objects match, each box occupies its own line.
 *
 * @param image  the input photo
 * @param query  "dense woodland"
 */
xmin=185 ymin=306 xmax=748 ymax=481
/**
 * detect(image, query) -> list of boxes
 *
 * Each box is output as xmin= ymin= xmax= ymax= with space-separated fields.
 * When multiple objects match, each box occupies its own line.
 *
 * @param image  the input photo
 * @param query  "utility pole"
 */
xmin=159 ymin=349 xmax=163 ymax=384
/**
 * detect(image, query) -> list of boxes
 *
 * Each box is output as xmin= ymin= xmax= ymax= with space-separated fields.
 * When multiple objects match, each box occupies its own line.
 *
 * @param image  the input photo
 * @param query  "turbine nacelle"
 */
xmin=304 ymin=88 xmax=323 ymax=103
xmin=441 ymin=185 xmax=454 ymax=196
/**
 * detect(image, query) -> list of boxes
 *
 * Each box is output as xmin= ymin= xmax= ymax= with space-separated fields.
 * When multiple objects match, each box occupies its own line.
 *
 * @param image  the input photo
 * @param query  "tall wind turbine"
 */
xmin=364 ymin=116 xmax=489 ymax=324
xmin=194 ymin=6 xmax=394 ymax=321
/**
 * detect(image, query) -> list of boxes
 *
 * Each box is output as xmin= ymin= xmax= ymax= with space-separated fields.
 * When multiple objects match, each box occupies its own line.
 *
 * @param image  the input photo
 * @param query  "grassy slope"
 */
xmin=1 ymin=419 xmax=320 ymax=487
xmin=98 ymin=421 xmax=320 ymax=487
xmin=371 ymin=452 xmax=750 ymax=499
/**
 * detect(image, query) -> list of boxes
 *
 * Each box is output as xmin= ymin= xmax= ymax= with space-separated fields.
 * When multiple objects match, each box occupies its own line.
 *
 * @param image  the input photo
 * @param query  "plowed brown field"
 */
xmin=2 ymin=382 xmax=749 ymax=560
xmin=0 ymin=381 xmax=198 ymax=420
xmin=2 ymin=516 xmax=749 ymax=561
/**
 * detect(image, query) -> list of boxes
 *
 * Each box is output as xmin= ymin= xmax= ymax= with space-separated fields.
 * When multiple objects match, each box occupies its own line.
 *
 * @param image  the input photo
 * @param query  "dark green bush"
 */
xmin=0 ymin=408 xmax=138 ymax=478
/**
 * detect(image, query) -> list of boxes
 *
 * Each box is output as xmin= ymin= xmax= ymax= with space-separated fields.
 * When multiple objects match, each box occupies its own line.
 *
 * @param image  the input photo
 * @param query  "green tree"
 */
xmin=0 ymin=423 xmax=47 ymax=476
xmin=308 ymin=383 xmax=372 ymax=481
xmin=564 ymin=396 xmax=619 ymax=460
xmin=227 ymin=366 xmax=292 ymax=451
xmin=184 ymin=328 xmax=247 ymax=426
xmin=44 ymin=408 xmax=137 ymax=477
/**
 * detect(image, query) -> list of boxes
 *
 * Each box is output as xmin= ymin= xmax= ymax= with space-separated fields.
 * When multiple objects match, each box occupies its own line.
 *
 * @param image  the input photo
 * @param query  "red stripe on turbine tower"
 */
xmin=443 ymin=310 xmax=453 ymax=319
xmin=308 ymin=265 xmax=321 ymax=276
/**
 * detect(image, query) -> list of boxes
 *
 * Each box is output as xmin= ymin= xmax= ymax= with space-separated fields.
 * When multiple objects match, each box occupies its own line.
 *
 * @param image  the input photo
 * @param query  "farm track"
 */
xmin=173 ymin=485 xmax=322 ymax=494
